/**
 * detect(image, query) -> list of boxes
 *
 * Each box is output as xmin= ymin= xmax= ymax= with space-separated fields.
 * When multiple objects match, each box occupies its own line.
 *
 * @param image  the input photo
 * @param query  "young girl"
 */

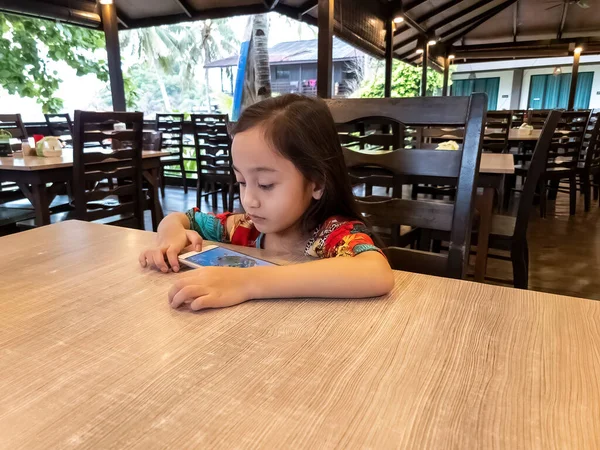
xmin=139 ymin=94 xmax=394 ymax=311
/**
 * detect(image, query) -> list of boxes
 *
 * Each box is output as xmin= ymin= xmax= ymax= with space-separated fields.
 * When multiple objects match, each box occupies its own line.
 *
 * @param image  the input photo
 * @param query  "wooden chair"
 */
xmin=0 ymin=114 xmax=28 ymax=196
xmin=72 ymin=110 xmax=145 ymax=229
xmin=0 ymin=114 xmax=28 ymax=140
xmin=577 ymin=111 xmax=600 ymax=211
xmin=511 ymin=110 xmax=551 ymax=129
xmin=45 ymin=113 xmax=73 ymax=142
xmin=327 ymin=94 xmax=487 ymax=279
xmin=483 ymin=111 xmax=512 ymax=153
xmin=482 ymin=111 xmax=562 ymax=288
xmin=533 ymin=110 xmax=590 ymax=216
xmin=191 ymin=114 xmax=234 ymax=211
xmin=156 ymin=113 xmax=186 ymax=196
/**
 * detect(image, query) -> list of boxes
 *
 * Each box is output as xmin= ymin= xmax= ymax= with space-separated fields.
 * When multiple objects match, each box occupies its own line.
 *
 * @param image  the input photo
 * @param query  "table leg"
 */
xmin=474 ymin=187 xmax=494 ymax=282
xmin=144 ymin=168 xmax=164 ymax=231
xmin=31 ymin=183 xmax=50 ymax=226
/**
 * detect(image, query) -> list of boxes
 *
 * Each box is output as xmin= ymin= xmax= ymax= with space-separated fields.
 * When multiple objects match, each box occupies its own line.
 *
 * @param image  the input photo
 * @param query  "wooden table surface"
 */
xmin=1 ymin=221 xmax=599 ymax=449
xmin=0 ymin=149 xmax=170 ymax=171
xmin=508 ymin=128 xmax=542 ymax=141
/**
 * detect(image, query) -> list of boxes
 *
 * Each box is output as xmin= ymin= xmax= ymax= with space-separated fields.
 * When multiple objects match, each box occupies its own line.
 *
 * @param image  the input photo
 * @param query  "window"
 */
xmin=451 ymin=77 xmax=500 ymax=110
xmin=528 ymin=72 xmax=594 ymax=110
xmin=275 ymin=67 xmax=290 ymax=80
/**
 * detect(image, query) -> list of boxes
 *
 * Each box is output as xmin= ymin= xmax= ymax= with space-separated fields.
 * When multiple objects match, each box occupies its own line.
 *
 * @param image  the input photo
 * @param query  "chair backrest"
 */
xmin=514 ymin=111 xmax=562 ymax=240
xmin=336 ymin=117 xmax=403 ymax=151
xmin=582 ymin=111 xmax=600 ymax=171
xmin=72 ymin=111 xmax=145 ymax=228
xmin=546 ymin=110 xmax=591 ymax=170
xmin=327 ymin=94 xmax=487 ymax=279
xmin=483 ymin=111 xmax=512 ymax=153
xmin=512 ymin=110 xmax=551 ymax=129
xmin=156 ymin=113 xmax=184 ymax=155
xmin=44 ymin=113 xmax=73 ymax=137
xmin=191 ymin=114 xmax=232 ymax=176
xmin=143 ymin=131 xmax=163 ymax=151
xmin=0 ymin=114 xmax=28 ymax=139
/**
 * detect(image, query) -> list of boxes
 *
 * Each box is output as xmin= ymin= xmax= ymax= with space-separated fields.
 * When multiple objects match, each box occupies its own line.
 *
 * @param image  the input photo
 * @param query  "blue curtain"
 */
xmin=574 ymin=72 xmax=594 ymax=110
xmin=528 ymin=75 xmax=547 ymax=109
xmin=529 ymin=72 xmax=594 ymax=110
xmin=451 ymin=77 xmax=499 ymax=110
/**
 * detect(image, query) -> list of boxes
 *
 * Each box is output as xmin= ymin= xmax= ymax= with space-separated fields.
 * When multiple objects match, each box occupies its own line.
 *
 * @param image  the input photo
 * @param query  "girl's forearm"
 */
xmin=157 ymin=212 xmax=190 ymax=235
xmin=247 ymin=252 xmax=394 ymax=300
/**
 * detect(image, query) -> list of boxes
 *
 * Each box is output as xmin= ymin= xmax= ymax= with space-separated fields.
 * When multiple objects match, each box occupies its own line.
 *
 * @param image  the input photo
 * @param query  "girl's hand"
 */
xmin=139 ymin=229 xmax=203 ymax=273
xmin=168 ymin=267 xmax=254 ymax=311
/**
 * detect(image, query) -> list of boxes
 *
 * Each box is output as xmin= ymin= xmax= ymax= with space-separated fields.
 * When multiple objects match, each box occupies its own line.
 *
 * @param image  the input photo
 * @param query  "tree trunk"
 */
xmin=154 ymin=63 xmax=172 ymax=112
xmin=241 ymin=14 xmax=271 ymax=111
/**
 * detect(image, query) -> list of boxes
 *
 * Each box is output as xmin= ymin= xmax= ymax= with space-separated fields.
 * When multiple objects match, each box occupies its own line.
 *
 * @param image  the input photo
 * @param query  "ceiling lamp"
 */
xmin=416 ymin=48 xmax=424 ymax=54
xmin=394 ymin=17 xmax=404 ymax=23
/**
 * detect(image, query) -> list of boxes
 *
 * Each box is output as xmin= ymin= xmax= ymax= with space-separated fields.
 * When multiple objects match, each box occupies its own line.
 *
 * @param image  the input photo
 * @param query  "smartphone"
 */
xmin=178 ymin=245 xmax=276 ymax=269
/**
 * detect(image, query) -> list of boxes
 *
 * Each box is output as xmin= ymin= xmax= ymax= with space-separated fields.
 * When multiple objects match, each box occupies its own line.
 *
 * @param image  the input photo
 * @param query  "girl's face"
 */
xmin=232 ymin=125 xmax=323 ymax=235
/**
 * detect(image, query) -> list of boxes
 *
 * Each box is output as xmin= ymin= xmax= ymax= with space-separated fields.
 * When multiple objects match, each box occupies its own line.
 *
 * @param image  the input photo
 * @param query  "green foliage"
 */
xmin=0 ymin=13 xmax=109 ymax=113
xmin=356 ymin=60 xmax=446 ymax=98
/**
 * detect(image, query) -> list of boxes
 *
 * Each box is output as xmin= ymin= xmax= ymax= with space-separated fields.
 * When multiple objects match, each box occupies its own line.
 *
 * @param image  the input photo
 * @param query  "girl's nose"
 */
xmin=242 ymin=186 xmax=260 ymax=209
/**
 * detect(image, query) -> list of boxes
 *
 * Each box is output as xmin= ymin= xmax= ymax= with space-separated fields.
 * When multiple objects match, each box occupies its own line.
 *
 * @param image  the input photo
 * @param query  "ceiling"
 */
xmin=1 ymin=0 xmax=600 ymax=65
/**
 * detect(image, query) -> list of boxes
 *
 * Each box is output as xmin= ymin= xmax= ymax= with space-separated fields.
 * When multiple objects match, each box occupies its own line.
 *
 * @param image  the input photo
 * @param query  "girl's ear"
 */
xmin=312 ymin=181 xmax=324 ymax=200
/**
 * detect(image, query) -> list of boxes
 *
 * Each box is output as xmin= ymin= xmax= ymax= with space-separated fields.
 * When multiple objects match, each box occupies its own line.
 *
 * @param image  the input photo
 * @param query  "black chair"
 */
xmin=482 ymin=111 xmax=562 ymax=288
xmin=191 ymin=114 xmax=234 ymax=211
xmin=328 ymin=94 xmax=487 ymax=279
xmin=72 ymin=110 xmax=146 ymax=229
xmin=0 ymin=114 xmax=28 ymax=197
xmin=45 ymin=113 xmax=73 ymax=142
xmin=156 ymin=113 xmax=186 ymax=196
xmin=483 ymin=111 xmax=512 ymax=153
xmin=577 ymin=111 xmax=600 ymax=212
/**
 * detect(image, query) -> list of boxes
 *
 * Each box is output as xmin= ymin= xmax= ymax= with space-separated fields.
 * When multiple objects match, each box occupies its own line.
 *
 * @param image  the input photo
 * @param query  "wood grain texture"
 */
xmin=1 ymin=221 xmax=599 ymax=449
xmin=508 ymin=128 xmax=542 ymax=141
xmin=0 ymin=149 xmax=170 ymax=172
xmin=479 ymin=153 xmax=515 ymax=174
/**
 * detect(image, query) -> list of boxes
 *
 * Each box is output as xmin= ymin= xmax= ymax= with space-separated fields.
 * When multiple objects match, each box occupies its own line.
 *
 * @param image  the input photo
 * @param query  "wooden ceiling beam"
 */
xmin=393 ymin=0 xmax=465 ymax=36
xmin=393 ymin=0 xmax=491 ymax=51
xmin=512 ymin=2 xmax=518 ymax=42
xmin=440 ymin=0 xmax=518 ymax=42
xmin=557 ymin=3 xmax=569 ymax=40
xmin=298 ymin=0 xmax=318 ymax=15
xmin=173 ymin=0 xmax=193 ymax=17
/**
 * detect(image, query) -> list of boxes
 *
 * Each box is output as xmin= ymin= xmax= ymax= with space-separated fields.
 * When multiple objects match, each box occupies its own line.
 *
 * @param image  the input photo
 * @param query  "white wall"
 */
xmin=452 ymin=70 xmax=514 ymax=110
xmin=519 ymin=64 xmax=600 ymax=109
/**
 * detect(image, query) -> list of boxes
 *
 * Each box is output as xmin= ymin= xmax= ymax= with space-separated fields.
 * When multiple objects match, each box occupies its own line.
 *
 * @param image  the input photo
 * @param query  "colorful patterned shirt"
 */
xmin=185 ymin=208 xmax=381 ymax=258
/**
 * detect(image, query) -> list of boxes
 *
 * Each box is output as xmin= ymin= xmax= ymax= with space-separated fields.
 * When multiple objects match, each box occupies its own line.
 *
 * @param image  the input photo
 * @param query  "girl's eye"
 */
xmin=258 ymin=184 xmax=274 ymax=191
xmin=236 ymin=181 xmax=246 ymax=187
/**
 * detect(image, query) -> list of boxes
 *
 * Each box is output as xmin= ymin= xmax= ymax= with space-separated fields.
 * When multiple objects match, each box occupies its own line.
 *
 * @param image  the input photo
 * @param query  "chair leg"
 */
xmin=160 ymin=167 xmax=166 ymax=197
xmin=181 ymin=162 xmax=188 ymax=194
xmin=583 ymin=173 xmax=591 ymax=212
xmin=196 ymin=178 xmax=201 ymax=209
xmin=503 ymin=174 xmax=515 ymax=210
xmin=539 ymin=181 xmax=547 ymax=218
xmin=511 ymin=240 xmax=529 ymax=289
xmin=548 ymin=180 xmax=559 ymax=200
xmin=365 ymin=183 xmax=373 ymax=197
xmin=228 ymin=182 xmax=235 ymax=212
xmin=211 ymin=184 xmax=218 ymax=211
xmin=569 ymin=174 xmax=577 ymax=215
xmin=221 ymin=184 xmax=228 ymax=211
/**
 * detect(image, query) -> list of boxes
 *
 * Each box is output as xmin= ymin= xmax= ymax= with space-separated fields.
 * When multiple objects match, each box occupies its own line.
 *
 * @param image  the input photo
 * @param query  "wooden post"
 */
xmin=384 ymin=19 xmax=393 ymax=98
xmin=442 ymin=56 xmax=450 ymax=96
xmin=101 ymin=3 xmax=126 ymax=111
xmin=420 ymin=42 xmax=428 ymax=97
xmin=568 ymin=48 xmax=581 ymax=110
xmin=317 ymin=0 xmax=334 ymax=98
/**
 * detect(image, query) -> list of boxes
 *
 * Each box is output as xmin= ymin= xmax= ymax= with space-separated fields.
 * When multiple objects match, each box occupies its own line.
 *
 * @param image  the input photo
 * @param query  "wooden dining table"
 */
xmin=0 ymin=149 xmax=170 ymax=229
xmin=508 ymin=128 xmax=542 ymax=142
xmin=1 ymin=220 xmax=598 ymax=449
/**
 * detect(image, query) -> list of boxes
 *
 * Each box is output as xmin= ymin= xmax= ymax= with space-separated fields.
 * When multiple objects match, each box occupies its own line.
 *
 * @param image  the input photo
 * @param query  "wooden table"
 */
xmin=508 ymin=128 xmax=542 ymax=142
xmin=1 ymin=221 xmax=598 ymax=449
xmin=0 ymin=149 xmax=170 ymax=229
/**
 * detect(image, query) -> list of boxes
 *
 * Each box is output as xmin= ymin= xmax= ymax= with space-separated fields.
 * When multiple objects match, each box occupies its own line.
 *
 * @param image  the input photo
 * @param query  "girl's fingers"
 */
xmin=166 ymin=246 xmax=180 ymax=272
xmin=138 ymin=250 xmax=148 ymax=267
xmin=185 ymin=230 xmax=203 ymax=252
xmin=152 ymin=248 xmax=169 ymax=273
xmin=170 ymin=285 xmax=207 ymax=309
xmin=190 ymin=294 xmax=217 ymax=311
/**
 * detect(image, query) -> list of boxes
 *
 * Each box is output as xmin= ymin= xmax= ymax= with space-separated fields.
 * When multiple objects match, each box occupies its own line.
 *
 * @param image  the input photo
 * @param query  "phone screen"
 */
xmin=183 ymin=246 xmax=275 ymax=268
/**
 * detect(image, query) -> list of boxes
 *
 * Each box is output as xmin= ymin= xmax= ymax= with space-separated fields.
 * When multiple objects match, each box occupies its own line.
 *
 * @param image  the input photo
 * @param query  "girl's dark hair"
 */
xmin=231 ymin=94 xmax=363 ymax=232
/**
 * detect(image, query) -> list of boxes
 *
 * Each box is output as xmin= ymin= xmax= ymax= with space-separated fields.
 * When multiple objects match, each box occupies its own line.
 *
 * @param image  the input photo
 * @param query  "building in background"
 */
xmin=451 ymin=55 xmax=600 ymax=111
xmin=205 ymin=38 xmax=366 ymax=98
